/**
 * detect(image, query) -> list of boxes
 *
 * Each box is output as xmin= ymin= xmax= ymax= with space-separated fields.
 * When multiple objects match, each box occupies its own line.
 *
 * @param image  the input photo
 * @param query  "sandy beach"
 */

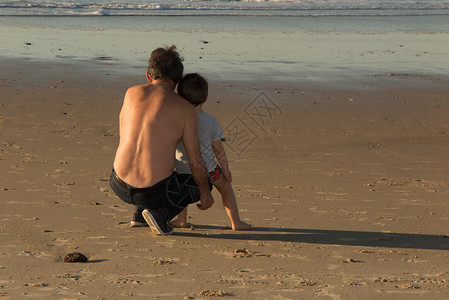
xmin=0 ymin=56 xmax=448 ymax=299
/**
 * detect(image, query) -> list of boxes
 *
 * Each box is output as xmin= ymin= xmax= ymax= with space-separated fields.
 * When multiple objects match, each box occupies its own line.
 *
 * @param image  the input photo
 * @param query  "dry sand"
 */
xmin=1 ymin=59 xmax=449 ymax=299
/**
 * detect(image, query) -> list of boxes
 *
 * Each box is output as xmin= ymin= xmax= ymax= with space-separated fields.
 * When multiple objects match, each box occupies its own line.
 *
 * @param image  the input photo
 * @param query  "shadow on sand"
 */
xmin=173 ymin=225 xmax=449 ymax=250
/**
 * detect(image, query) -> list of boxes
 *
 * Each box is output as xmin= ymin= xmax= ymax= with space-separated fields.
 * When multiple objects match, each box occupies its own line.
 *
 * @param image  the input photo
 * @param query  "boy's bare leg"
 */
xmin=169 ymin=208 xmax=188 ymax=228
xmin=212 ymin=176 xmax=252 ymax=230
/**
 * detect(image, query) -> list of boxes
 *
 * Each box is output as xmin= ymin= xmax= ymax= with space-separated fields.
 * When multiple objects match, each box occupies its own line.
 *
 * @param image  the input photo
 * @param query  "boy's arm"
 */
xmin=212 ymin=139 xmax=232 ymax=182
xmin=183 ymin=108 xmax=214 ymax=210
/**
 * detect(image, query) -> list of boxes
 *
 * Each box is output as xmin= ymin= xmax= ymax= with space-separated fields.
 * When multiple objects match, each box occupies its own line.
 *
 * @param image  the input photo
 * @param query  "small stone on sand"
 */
xmin=63 ymin=252 xmax=88 ymax=263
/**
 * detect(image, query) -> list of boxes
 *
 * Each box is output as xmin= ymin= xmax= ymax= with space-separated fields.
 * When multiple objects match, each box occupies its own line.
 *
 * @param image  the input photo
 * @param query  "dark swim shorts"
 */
xmin=109 ymin=169 xmax=204 ymax=221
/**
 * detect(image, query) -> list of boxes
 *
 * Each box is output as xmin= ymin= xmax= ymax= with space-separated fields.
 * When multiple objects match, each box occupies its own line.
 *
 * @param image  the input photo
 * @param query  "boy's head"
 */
xmin=177 ymin=73 xmax=208 ymax=106
xmin=147 ymin=45 xmax=184 ymax=84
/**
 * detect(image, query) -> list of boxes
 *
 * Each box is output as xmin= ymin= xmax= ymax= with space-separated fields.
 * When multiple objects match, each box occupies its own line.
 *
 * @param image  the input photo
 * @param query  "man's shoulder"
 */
xmin=126 ymin=84 xmax=176 ymax=103
xmin=127 ymin=84 xmax=149 ymax=94
xmin=124 ymin=84 xmax=149 ymax=100
xmin=172 ymin=94 xmax=195 ymax=112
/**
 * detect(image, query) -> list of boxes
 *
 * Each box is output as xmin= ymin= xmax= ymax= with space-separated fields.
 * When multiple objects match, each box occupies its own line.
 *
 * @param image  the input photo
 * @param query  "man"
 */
xmin=109 ymin=45 xmax=214 ymax=235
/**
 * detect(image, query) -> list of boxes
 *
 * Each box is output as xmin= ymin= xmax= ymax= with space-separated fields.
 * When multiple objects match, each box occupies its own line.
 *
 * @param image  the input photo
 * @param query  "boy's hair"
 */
xmin=147 ymin=45 xmax=184 ymax=84
xmin=177 ymin=73 xmax=208 ymax=106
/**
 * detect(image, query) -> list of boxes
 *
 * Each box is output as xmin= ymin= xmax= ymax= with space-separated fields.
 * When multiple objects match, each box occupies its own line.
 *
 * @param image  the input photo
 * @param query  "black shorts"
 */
xmin=109 ymin=169 xmax=203 ymax=213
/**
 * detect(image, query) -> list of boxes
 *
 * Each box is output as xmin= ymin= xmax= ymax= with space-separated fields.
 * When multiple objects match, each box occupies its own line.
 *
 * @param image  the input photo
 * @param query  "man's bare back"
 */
xmin=113 ymin=81 xmax=193 ymax=187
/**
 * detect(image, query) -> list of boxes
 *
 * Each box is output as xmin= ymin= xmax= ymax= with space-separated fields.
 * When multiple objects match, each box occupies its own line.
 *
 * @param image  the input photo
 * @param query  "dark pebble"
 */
xmin=63 ymin=252 xmax=88 ymax=263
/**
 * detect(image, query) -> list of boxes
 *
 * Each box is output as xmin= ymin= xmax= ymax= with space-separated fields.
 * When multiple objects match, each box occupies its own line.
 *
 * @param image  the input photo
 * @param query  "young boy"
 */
xmin=171 ymin=73 xmax=251 ymax=231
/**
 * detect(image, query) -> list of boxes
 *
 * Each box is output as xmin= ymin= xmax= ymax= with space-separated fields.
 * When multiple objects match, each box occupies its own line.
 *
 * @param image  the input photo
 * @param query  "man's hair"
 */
xmin=177 ymin=73 xmax=208 ymax=106
xmin=147 ymin=45 xmax=184 ymax=84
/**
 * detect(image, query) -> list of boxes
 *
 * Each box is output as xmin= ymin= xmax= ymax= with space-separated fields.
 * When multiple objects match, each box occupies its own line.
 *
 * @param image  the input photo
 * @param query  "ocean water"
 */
xmin=1 ymin=0 xmax=449 ymax=17
xmin=0 ymin=0 xmax=449 ymax=85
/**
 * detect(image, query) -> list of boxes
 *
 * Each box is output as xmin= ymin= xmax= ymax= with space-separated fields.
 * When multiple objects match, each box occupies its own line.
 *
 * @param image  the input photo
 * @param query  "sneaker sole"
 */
xmin=142 ymin=209 xmax=173 ymax=235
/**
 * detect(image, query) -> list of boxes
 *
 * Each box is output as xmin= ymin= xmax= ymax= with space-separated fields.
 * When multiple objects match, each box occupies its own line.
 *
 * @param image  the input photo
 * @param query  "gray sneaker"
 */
xmin=142 ymin=208 xmax=173 ymax=235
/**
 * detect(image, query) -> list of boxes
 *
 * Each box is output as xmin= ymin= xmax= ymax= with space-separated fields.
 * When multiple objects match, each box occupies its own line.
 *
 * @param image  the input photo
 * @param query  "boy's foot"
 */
xmin=142 ymin=209 xmax=173 ymax=235
xmin=232 ymin=221 xmax=252 ymax=231
xmin=169 ymin=219 xmax=187 ymax=228
xmin=130 ymin=211 xmax=148 ymax=227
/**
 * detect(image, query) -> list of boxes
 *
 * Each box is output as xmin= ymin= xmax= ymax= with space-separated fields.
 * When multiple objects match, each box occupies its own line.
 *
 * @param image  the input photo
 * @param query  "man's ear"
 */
xmin=146 ymin=72 xmax=152 ymax=83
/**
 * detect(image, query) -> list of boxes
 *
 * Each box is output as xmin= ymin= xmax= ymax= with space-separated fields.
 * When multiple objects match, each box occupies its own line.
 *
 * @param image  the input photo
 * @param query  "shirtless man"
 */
xmin=109 ymin=46 xmax=214 ymax=235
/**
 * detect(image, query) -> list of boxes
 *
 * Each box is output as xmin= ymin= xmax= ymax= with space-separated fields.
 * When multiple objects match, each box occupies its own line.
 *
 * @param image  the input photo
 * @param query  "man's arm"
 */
xmin=182 ymin=108 xmax=214 ymax=210
xmin=212 ymin=139 xmax=232 ymax=182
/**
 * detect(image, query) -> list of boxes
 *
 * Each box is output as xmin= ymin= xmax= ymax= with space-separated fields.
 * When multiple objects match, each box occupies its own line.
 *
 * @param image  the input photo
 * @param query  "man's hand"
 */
xmin=197 ymin=192 xmax=214 ymax=210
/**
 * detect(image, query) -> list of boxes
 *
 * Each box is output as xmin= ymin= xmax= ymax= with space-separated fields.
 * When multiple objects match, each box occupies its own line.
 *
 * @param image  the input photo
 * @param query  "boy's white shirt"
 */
xmin=176 ymin=111 xmax=224 ymax=174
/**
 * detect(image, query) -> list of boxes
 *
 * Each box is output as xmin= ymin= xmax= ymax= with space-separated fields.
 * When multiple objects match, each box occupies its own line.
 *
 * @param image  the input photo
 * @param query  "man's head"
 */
xmin=147 ymin=45 xmax=184 ymax=84
xmin=177 ymin=73 xmax=208 ymax=106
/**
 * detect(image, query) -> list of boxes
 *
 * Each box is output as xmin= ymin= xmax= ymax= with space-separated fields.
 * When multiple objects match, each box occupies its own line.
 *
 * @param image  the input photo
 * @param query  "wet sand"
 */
xmin=2 ymin=15 xmax=449 ymax=86
xmin=0 ymin=58 xmax=449 ymax=298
